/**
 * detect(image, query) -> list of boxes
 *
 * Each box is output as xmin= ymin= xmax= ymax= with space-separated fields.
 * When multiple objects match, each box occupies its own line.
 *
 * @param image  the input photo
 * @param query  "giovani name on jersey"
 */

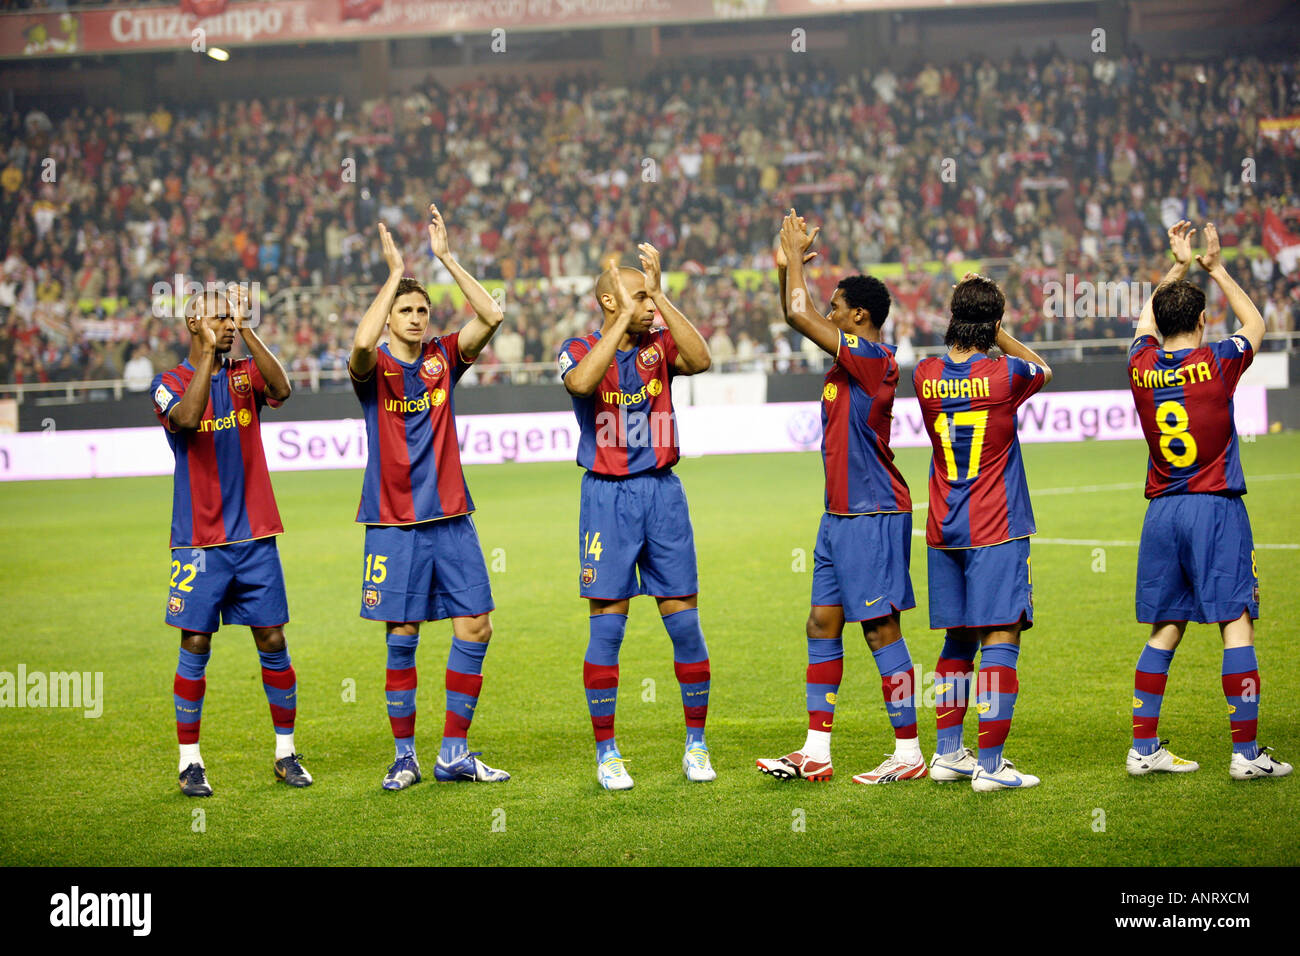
xmin=919 ymin=376 xmax=991 ymax=400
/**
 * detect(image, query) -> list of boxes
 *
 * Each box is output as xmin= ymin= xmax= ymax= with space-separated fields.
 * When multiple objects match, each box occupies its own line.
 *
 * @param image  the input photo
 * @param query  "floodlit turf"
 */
xmin=1 ymin=434 xmax=1297 ymax=866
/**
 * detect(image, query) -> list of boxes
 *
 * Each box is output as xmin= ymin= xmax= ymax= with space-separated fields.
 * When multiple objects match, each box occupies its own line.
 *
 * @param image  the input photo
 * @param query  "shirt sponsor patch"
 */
xmin=558 ymin=351 xmax=574 ymax=376
xmin=1231 ymin=335 xmax=1247 ymax=353
xmin=154 ymin=384 xmax=173 ymax=413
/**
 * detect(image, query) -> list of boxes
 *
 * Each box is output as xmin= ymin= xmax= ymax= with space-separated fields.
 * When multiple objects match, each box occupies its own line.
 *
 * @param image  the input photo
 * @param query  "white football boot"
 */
xmin=597 ymin=752 xmax=635 ymax=791
xmin=930 ymin=747 xmax=978 ymax=783
xmin=1126 ymin=740 xmax=1199 ymax=776
xmin=683 ymin=744 xmax=717 ymax=782
xmin=1229 ymin=747 xmax=1293 ymax=781
xmin=971 ymin=758 xmax=1040 ymax=792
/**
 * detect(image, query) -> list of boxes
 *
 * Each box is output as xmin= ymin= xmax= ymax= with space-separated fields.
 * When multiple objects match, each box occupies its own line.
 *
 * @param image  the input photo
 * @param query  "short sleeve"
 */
xmin=1008 ymin=355 xmax=1046 ymax=407
xmin=656 ymin=328 xmax=681 ymax=374
xmin=435 ymin=332 xmax=472 ymax=384
xmin=151 ymin=371 xmax=184 ymax=430
xmin=558 ymin=337 xmax=590 ymax=379
xmin=1129 ymin=334 xmax=1159 ymax=360
xmin=242 ymin=358 xmax=282 ymax=409
xmin=1211 ymin=334 xmax=1255 ymax=396
xmin=836 ymin=331 xmax=890 ymax=393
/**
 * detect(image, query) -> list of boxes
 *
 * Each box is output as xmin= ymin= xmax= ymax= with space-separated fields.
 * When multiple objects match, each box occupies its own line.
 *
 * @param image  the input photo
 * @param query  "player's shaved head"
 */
xmin=1152 ymin=279 xmax=1205 ymax=338
xmin=594 ymin=266 xmax=646 ymax=311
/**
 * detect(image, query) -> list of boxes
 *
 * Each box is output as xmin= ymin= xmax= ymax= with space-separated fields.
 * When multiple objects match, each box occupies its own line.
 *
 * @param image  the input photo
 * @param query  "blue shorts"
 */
xmin=360 ymin=515 xmax=495 ymax=623
xmin=811 ymin=512 xmax=916 ymax=621
xmin=1136 ymin=494 xmax=1258 ymax=624
xmin=927 ymin=537 xmax=1033 ymax=631
xmin=165 ymin=537 xmax=289 ymax=634
xmin=578 ymin=469 xmax=698 ymax=600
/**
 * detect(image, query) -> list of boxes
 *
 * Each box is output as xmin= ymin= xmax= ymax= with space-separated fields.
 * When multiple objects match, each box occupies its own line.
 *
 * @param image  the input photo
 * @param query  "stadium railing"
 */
xmin=4 ymin=333 xmax=1296 ymax=407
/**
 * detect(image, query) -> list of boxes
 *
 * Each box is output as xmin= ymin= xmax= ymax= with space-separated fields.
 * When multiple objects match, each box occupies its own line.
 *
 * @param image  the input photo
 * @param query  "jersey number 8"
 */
xmin=1155 ymin=400 xmax=1198 ymax=468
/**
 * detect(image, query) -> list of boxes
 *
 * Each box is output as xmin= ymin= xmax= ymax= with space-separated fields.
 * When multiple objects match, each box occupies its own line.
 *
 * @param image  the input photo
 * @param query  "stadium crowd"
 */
xmin=1 ymin=49 xmax=1298 ymax=390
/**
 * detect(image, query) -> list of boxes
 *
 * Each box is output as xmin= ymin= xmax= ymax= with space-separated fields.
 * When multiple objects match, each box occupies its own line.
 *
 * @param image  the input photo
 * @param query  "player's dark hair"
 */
xmin=394 ymin=276 xmax=430 ymax=304
xmin=945 ymin=274 xmax=1005 ymax=352
xmin=837 ymin=274 xmax=891 ymax=328
xmin=1151 ymin=279 xmax=1205 ymax=338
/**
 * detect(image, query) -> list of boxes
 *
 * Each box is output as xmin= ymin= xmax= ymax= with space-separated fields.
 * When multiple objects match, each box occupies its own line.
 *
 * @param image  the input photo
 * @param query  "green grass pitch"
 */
xmin=1 ymin=435 xmax=1297 ymax=867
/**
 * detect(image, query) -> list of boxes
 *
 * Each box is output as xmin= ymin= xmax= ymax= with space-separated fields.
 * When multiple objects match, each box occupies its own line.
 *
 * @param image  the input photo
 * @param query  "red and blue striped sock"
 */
xmin=173 ymin=647 xmax=209 ymax=747
xmin=934 ymin=636 xmax=977 ymax=756
xmin=442 ymin=637 xmax=487 ymax=763
xmin=1222 ymin=646 xmax=1261 ymax=760
xmin=806 ymin=636 xmax=844 ymax=733
xmin=1132 ymin=644 xmax=1175 ymax=756
xmin=584 ymin=613 xmax=626 ymax=759
xmin=664 ymin=608 xmax=710 ymax=748
xmin=259 ymin=647 xmax=298 ymax=758
xmin=385 ymin=632 xmax=419 ymax=758
xmin=872 ymin=637 xmax=918 ymax=745
xmin=976 ymin=643 xmax=1020 ymax=773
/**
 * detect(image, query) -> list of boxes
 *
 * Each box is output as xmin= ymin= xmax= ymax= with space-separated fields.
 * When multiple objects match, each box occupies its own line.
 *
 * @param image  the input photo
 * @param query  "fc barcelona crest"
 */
xmin=364 ymin=587 xmax=381 ymax=608
xmin=422 ymin=354 xmax=446 ymax=379
xmin=581 ymin=566 xmax=597 ymax=586
xmin=168 ymin=595 xmax=185 ymax=615
xmin=230 ymin=369 xmax=252 ymax=394
xmin=636 ymin=345 xmax=662 ymax=371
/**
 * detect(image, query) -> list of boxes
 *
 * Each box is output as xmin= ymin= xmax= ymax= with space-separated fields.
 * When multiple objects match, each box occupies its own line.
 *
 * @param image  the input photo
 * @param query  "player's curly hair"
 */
xmin=837 ymin=274 xmax=891 ymax=328
xmin=945 ymin=274 xmax=1005 ymax=352
xmin=1152 ymin=279 xmax=1205 ymax=338
xmin=394 ymin=276 xmax=431 ymax=304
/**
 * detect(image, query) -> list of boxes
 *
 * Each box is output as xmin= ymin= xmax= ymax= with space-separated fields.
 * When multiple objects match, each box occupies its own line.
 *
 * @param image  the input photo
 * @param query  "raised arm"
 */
xmin=780 ymin=209 xmax=838 ymax=356
xmin=234 ymin=286 xmax=290 ymax=403
xmin=564 ymin=264 xmax=633 ymax=397
xmin=637 ymin=242 xmax=710 ymax=375
xmin=1134 ymin=219 xmax=1195 ymax=341
xmin=349 ymin=222 xmax=404 ymax=380
xmin=428 ymin=202 xmax=504 ymax=361
xmin=1198 ymin=222 xmax=1265 ymax=352
xmin=995 ymin=326 xmax=1054 ymax=385
xmin=170 ymin=320 xmax=218 ymax=431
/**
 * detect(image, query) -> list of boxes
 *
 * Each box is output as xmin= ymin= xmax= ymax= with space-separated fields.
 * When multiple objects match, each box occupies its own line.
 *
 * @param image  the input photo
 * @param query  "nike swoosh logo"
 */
xmin=384 ymin=371 xmax=402 ymax=376
xmin=1258 ymin=765 xmax=1273 ymax=774
xmin=820 ymin=721 xmax=832 ymax=728
xmin=937 ymin=710 xmax=955 ymax=720
xmin=865 ymin=597 xmax=884 ymax=607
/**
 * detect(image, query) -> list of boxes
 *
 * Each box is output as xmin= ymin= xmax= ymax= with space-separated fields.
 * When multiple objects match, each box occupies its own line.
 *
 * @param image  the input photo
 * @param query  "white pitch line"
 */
xmin=908 ymin=530 xmax=1300 ymax=550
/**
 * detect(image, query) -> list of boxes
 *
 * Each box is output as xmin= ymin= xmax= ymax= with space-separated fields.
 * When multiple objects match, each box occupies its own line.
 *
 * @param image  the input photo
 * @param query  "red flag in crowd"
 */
xmin=1262 ymin=209 xmax=1300 ymax=275
xmin=341 ymin=0 xmax=385 ymax=21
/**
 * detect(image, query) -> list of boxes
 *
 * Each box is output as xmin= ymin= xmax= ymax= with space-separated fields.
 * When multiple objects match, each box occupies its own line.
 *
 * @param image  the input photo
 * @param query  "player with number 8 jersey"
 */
xmin=913 ymin=273 xmax=1053 ymax=792
xmin=1123 ymin=220 xmax=1290 ymax=782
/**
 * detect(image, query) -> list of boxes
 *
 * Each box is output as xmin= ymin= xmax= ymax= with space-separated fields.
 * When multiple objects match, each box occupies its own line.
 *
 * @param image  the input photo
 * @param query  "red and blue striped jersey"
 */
xmin=913 ymin=354 xmax=1046 ymax=549
xmin=151 ymin=357 xmax=284 ymax=549
xmin=559 ymin=328 xmax=680 ymax=476
xmin=821 ymin=331 xmax=911 ymax=515
xmin=352 ymin=334 xmax=474 ymax=525
xmin=1128 ymin=333 xmax=1253 ymax=499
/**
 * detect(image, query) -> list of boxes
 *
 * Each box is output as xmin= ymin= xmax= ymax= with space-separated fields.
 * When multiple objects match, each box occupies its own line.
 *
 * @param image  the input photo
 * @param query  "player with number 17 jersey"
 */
xmin=912 ymin=273 xmax=1053 ymax=793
